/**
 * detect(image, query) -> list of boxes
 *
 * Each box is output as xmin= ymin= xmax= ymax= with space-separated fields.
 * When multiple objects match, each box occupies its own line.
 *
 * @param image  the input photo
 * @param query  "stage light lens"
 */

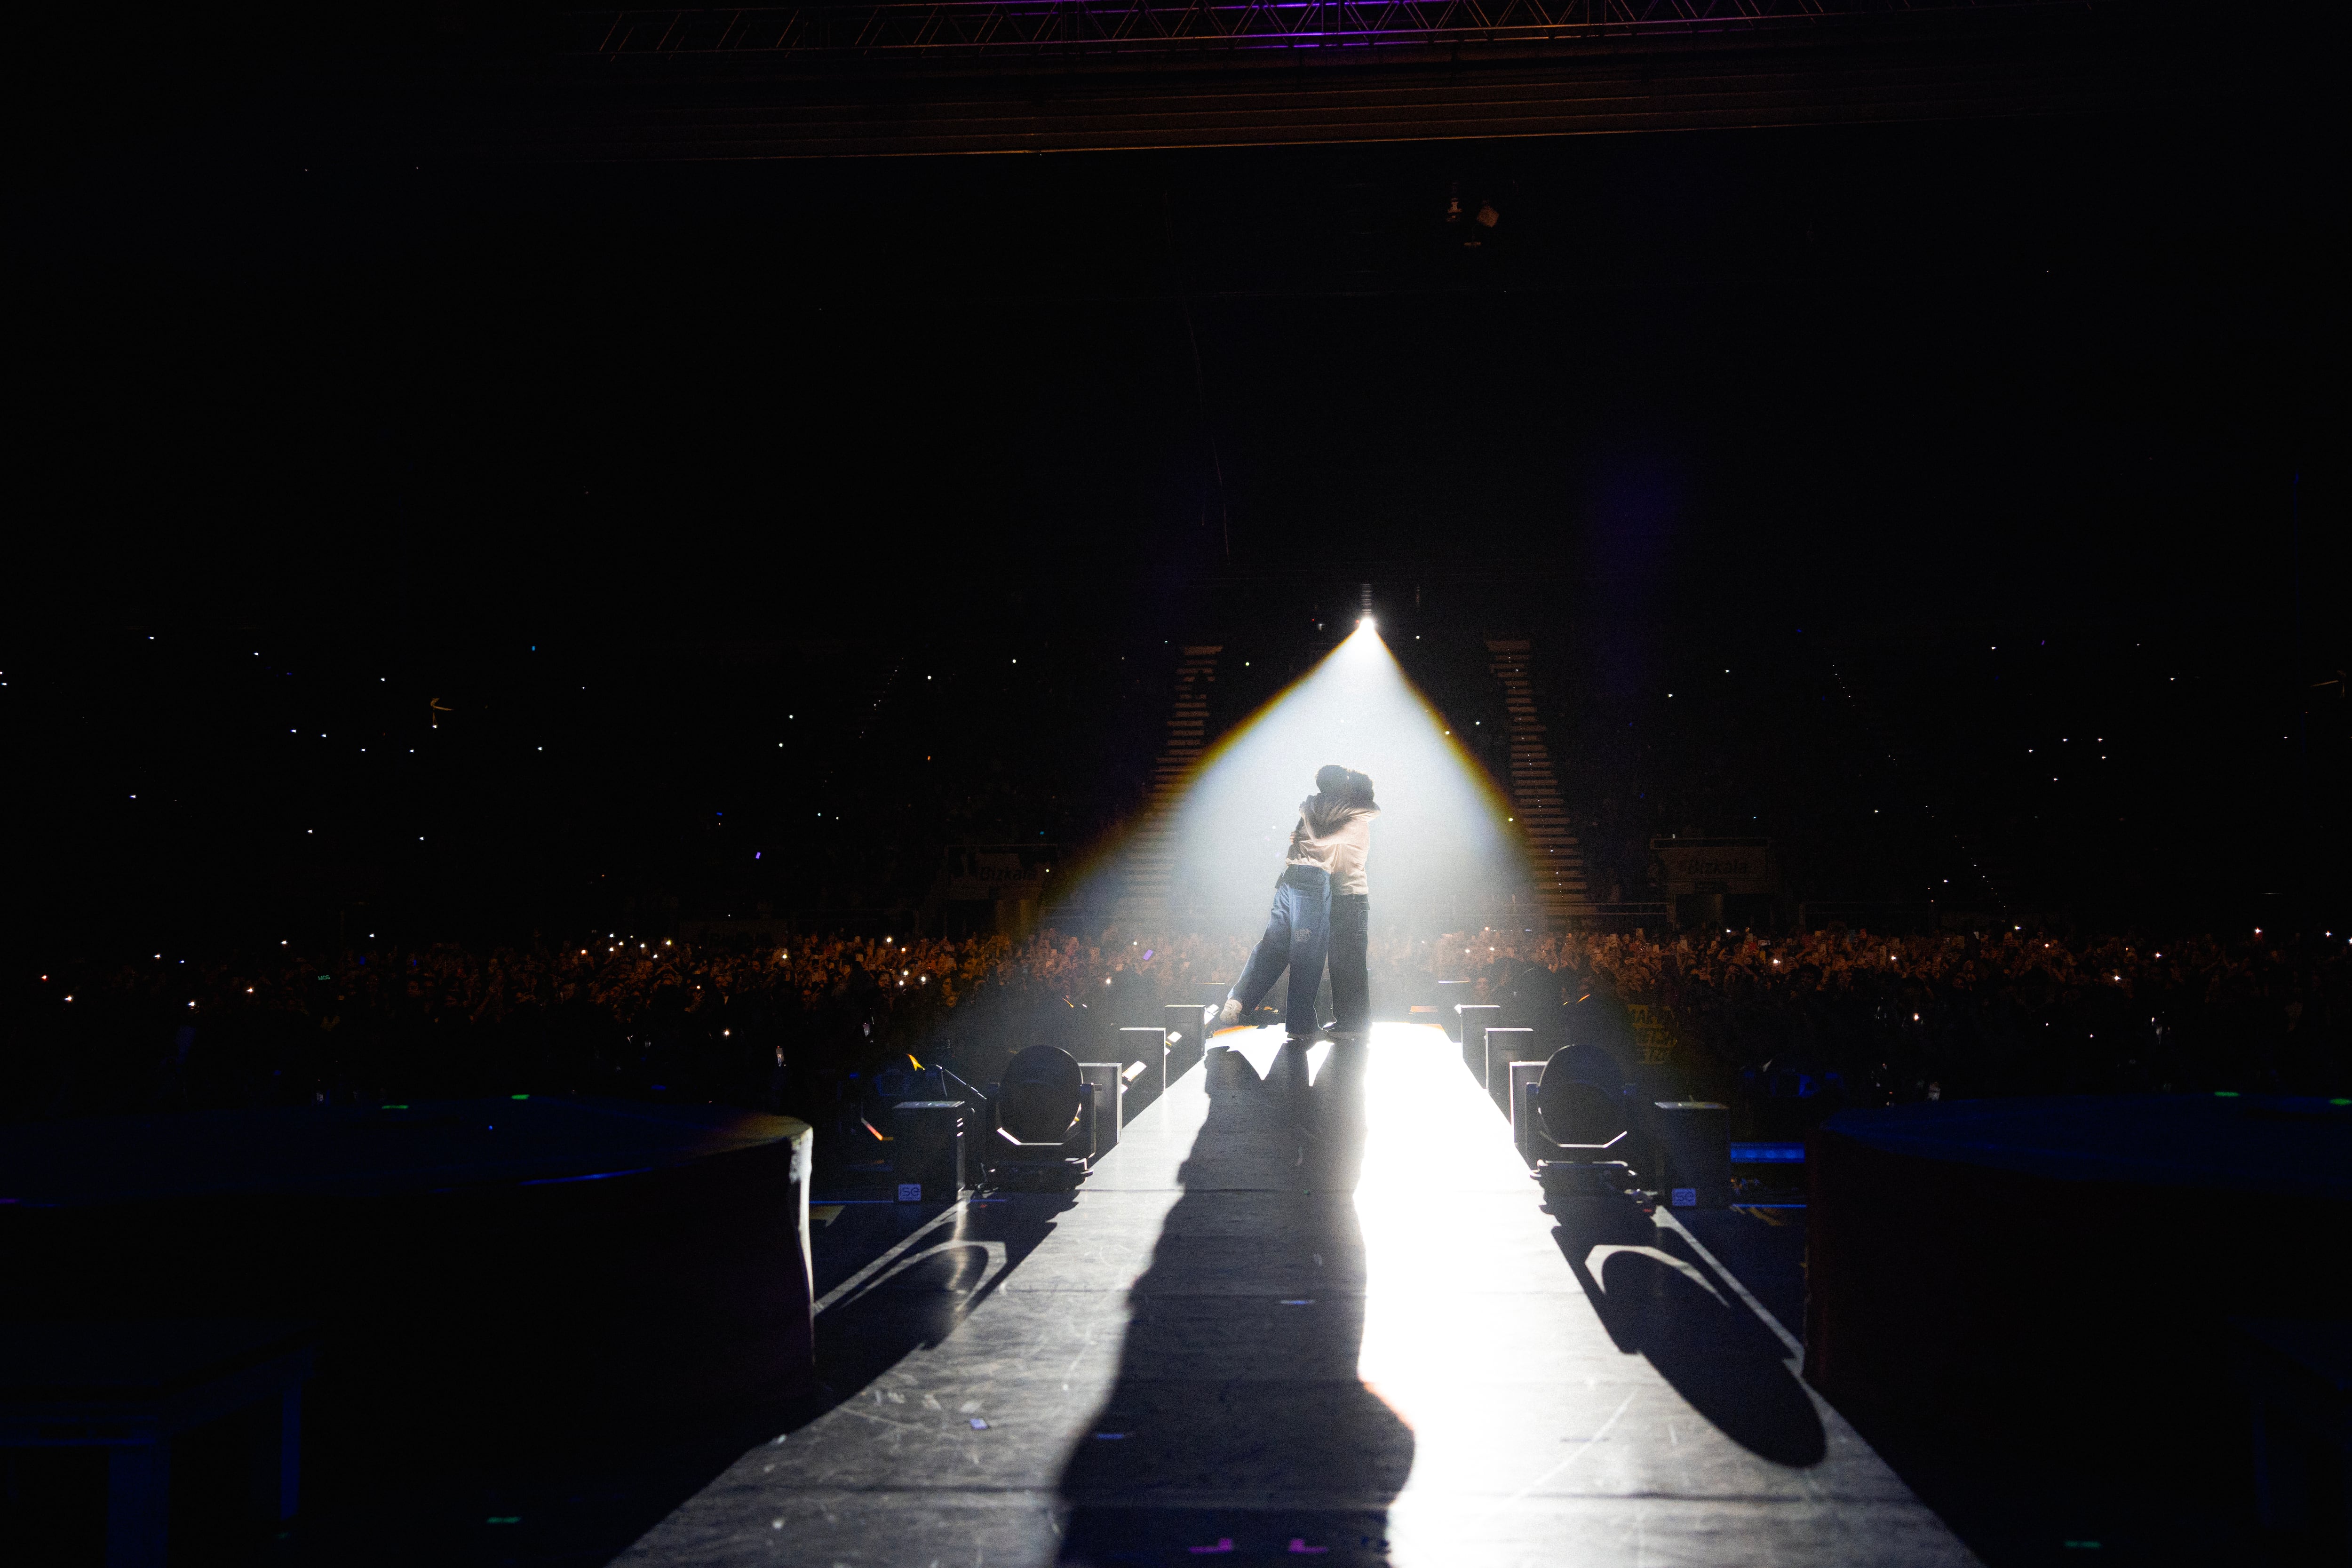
xmin=1000 ymin=1045 xmax=1085 ymax=1142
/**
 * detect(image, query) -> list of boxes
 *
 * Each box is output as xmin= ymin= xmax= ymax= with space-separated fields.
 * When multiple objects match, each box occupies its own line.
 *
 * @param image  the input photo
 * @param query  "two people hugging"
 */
xmin=1217 ymin=764 xmax=1380 ymax=1040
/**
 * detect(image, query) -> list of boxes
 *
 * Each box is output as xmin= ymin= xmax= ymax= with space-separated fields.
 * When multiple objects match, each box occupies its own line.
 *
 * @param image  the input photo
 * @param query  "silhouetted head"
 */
xmin=1316 ymin=764 xmax=1351 ymax=795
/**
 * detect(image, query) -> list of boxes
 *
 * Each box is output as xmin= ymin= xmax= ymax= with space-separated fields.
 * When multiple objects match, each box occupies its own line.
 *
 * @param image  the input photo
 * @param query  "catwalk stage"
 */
xmin=620 ymin=1023 xmax=1977 ymax=1567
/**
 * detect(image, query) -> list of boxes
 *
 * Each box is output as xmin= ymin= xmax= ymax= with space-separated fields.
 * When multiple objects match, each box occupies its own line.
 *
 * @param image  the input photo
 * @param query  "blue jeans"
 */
xmin=1227 ymin=866 xmax=1332 ymax=1035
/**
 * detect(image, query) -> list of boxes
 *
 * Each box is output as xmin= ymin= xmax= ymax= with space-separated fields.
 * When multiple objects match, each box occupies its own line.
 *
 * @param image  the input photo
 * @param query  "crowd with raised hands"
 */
xmin=9 ymin=921 xmax=2345 ymax=1123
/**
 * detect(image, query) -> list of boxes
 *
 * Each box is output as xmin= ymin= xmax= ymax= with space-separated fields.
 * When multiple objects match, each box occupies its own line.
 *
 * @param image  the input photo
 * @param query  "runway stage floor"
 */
xmin=620 ymin=1023 xmax=1977 ymax=1567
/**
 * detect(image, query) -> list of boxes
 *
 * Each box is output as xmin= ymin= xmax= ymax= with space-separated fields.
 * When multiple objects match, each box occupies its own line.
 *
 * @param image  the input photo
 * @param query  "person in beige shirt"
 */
xmin=1324 ymin=768 xmax=1378 ymax=1036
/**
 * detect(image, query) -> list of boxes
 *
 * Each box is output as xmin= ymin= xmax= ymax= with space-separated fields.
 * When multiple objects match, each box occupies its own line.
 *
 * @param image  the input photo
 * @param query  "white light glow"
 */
xmin=1144 ymin=620 xmax=1525 ymax=932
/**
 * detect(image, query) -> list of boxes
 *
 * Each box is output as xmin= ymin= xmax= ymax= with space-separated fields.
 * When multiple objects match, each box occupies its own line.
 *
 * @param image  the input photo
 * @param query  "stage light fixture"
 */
xmin=999 ymin=1046 xmax=1082 ymax=1141
xmin=1522 ymin=1046 xmax=1653 ymax=1213
xmin=1539 ymin=1076 xmax=1628 ymax=1152
xmin=986 ymin=1045 xmax=1098 ymax=1187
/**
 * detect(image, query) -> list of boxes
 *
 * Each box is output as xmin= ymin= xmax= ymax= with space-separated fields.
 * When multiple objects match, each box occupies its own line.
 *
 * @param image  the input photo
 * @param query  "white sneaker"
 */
xmin=1216 ymin=997 xmax=1244 ymax=1028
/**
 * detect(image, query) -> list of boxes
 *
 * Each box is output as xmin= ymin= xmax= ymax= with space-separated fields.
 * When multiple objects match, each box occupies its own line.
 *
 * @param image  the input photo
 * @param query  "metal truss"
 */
xmin=570 ymin=0 xmax=2126 ymax=63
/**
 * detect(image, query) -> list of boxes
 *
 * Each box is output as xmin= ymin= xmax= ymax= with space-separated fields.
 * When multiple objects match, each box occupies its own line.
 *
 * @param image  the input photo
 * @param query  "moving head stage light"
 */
xmin=986 ymin=1045 xmax=1100 ymax=1189
xmin=1521 ymin=1047 xmax=1653 ymax=1213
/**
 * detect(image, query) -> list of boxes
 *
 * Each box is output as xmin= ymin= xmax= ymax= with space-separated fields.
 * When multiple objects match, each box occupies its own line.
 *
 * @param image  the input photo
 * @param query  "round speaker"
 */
xmin=999 ymin=1045 xmax=1084 ymax=1143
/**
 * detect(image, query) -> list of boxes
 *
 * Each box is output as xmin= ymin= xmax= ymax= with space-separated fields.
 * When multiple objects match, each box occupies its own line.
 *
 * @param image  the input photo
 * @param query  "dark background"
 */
xmin=11 ymin=30 xmax=2346 ymax=963
xmin=7 ymin=31 xmax=2344 ymax=1568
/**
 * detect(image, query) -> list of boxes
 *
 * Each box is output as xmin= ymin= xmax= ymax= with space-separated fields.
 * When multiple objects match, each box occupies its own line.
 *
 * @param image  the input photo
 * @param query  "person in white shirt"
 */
xmin=1217 ymin=766 xmax=1377 ymax=1039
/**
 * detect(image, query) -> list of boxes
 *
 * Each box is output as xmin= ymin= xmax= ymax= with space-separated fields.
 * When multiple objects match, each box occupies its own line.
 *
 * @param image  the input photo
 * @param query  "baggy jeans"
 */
xmin=1226 ymin=865 xmax=1332 ymax=1035
xmin=1328 ymin=891 xmax=1370 ymax=1034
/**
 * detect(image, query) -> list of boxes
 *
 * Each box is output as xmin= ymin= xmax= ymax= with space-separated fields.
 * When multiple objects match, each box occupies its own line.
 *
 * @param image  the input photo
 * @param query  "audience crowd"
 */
xmin=4 ymin=928 xmax=1248 ymax=1126
xmin=9 ymin=921 xmax=2344 ymax=1138
xmin=1435 ymin=923 xmax=2351 ymax=1116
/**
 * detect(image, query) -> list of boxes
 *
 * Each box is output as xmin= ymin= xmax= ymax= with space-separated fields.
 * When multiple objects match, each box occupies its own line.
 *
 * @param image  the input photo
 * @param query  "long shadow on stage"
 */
xmin=1553 ymin=1205 xmax=1827 ymax=1469
xmin=1059 ymin=1038 xmax=1414 ymax=1568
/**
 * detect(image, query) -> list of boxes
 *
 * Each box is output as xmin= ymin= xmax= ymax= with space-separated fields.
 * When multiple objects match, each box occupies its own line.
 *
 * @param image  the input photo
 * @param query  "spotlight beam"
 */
xmin=1152 ymin=621 xmax=1529 ymax=938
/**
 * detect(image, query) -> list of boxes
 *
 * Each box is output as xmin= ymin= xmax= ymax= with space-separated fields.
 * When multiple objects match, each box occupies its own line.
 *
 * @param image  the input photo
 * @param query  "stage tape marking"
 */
xmin=1505 ymin=1389 xmax=1634 ymax=1502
